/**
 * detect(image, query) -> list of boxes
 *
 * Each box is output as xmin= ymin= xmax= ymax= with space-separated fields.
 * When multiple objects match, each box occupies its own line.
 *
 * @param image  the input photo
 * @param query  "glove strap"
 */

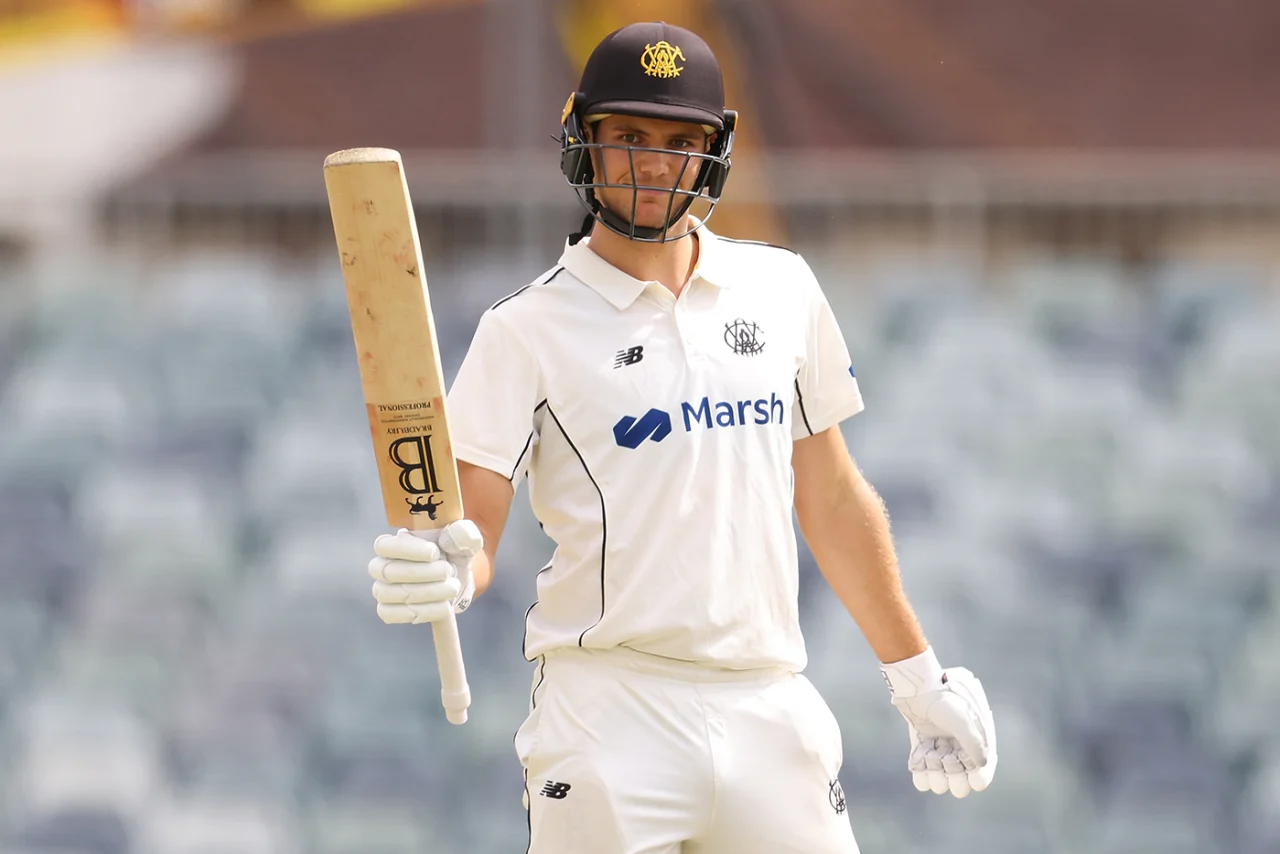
xmin=880 ymin=646 xmax=945 ymax=698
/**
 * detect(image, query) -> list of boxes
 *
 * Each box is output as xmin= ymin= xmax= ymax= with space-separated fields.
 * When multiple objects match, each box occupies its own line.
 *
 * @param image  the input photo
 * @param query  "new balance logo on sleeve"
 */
xmin=614 ymin=345 xmax=644 ymax=368
xmin=540 ymin=781 xmax=572 ymax=799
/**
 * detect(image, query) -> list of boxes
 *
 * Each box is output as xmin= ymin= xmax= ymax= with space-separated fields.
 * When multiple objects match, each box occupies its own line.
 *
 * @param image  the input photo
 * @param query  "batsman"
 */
xmin=366 ymin=21 xmax=997 ymax=853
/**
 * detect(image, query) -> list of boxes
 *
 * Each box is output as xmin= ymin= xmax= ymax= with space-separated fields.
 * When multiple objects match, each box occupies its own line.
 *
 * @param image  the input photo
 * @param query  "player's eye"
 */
xmin=669 ymin=139 xmax=695 ymax=149
xmin=618 ymin=132 xmax=640 ymax=144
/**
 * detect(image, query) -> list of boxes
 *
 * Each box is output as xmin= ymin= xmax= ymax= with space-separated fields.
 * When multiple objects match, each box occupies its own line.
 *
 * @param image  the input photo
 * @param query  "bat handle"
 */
xmin=409 ymin=529 xmax=471 ymax=725
xmin=431 ymin=613 xmax=471 ymax=725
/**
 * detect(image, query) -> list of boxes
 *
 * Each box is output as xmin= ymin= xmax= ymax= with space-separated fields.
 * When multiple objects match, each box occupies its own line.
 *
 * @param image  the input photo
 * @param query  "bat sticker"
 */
xmin=406 ymin=495 xmax=443 ymax=520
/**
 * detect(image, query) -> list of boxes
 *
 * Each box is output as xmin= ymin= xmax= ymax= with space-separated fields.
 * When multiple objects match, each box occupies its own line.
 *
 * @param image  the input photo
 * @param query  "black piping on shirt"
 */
xmin=544 ymin=405 xmax=608 ymax=647
xmin=717 ymin=236 xmax=799 ymax=255
xmin=510 ymin=399 xmax=549 ymax=481
xmin=490 ymin=266 xmax=565 ymax=311
xmin=794 ymin=377 xmax=814 ymax=436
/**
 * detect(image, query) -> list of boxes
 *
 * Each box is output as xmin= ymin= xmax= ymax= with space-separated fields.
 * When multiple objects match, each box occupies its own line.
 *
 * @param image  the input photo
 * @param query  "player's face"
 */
xmin=589 ymin=114 xmax=713 ymax=229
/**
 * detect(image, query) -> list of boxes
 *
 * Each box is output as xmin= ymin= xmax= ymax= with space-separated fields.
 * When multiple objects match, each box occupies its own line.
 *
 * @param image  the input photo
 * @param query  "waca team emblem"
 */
xmin=641 ymin=40 xmax=685 ymax=78
xmin=828 ymin=778 xmax=846 ymax=815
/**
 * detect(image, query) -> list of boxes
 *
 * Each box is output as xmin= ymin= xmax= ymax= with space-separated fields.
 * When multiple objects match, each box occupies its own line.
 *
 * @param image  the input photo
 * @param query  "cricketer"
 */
xmin=365 ymin=21 xmax=997 ymax=854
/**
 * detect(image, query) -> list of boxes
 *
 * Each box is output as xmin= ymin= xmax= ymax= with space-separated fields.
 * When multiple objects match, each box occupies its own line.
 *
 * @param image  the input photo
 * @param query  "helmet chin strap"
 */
xmin=587 ymin=188 xmax=701 ymax=243
xmin=568 ymin=212 xmax=595 ymax=246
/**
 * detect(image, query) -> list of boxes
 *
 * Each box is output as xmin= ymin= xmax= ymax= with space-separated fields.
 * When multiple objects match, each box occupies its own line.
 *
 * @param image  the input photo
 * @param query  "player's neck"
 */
xmin=586 ymin=219 xmax=699 ymax=298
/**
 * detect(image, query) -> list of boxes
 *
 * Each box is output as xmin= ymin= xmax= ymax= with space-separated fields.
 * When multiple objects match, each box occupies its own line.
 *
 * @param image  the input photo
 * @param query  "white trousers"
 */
xmin=515 ymin=647 xmax=860 ymax=854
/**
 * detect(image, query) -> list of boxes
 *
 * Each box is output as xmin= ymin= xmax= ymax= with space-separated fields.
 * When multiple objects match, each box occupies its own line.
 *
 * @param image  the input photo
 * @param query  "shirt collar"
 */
xmin=558 ymin=218 xmax=732 ymax=310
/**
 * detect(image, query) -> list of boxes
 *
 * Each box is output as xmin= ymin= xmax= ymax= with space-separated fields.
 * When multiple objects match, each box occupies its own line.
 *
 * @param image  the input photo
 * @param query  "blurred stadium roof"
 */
xmin=7 ymin=0 xmax=1280 ymax=248
xmin=174 ymin=0 xmax=1280 ymax=153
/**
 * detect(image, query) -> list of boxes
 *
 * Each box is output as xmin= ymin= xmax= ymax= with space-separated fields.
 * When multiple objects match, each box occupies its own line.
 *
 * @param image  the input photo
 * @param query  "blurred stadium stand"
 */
xmin=2 ymin=2 xmax=1280 ymax=853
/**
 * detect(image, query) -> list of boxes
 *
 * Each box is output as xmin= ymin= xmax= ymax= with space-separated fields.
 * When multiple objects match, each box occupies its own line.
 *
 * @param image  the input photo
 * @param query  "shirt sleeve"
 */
xmin=791 ymin=258 xmax=865 ymax=440
xmin=446 ymin=308 xmax=545 ymax=483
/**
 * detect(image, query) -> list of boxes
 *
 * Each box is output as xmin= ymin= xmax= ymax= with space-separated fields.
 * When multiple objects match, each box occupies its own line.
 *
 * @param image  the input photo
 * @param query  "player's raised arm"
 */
xmin=365 ymin=291 xmax=546 ymax=613
xmin=364 ymin=458 xmax=513 ymax=628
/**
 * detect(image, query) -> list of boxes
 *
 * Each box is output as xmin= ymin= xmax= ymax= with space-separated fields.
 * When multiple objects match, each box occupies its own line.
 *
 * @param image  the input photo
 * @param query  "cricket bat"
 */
xmin=322 ymin=147 xmax=471 ymax=725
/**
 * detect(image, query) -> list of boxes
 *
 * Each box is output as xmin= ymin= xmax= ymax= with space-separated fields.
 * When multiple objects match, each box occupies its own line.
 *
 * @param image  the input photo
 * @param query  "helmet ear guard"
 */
xmin=697 ymin=109 xmax=736 ymax=200
xmin=559 ymin=92 xmax=594 ymax=186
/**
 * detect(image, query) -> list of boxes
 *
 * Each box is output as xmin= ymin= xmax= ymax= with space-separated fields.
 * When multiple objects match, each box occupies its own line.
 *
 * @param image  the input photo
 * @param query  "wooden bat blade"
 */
xmin=324 ymin=146 xmax=472 ymax=727
xmin=323 ymin=148 xmax=462 ymax=532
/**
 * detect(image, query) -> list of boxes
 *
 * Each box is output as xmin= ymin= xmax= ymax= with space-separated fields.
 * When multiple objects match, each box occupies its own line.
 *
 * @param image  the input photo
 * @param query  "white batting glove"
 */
xmin=881 ymin=647 xmax=997 ymax=799
xmin=366 ymin=521 xmax=483 ymax=625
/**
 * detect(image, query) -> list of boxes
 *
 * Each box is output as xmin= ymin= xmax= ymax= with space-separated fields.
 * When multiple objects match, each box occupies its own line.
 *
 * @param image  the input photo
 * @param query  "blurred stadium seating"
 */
xmin=0 ymin=234 xmax=1277 ymax=853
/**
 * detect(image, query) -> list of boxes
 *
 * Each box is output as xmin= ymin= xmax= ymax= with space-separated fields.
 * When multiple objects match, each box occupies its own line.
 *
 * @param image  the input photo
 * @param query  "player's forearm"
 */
xmin=795 ymin=449 xmax=927 ymax=664
xmin=456 ymin=460 xmax=515 ymax=600
xmin=472 ymin=549 xmax=495 ymax=597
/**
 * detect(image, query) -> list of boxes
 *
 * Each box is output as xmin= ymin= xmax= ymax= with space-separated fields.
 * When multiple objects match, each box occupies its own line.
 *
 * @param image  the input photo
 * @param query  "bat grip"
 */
xmin=431 ymin=613 xmax=471 ymax=725
xmin=410 ymin=529 xmax=471 ymax=725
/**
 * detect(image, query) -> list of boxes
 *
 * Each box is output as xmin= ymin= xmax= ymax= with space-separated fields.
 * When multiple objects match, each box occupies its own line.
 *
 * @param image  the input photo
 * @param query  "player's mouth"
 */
xmin=630 ymin=188 xmax=677 ymax=205
xmin=636 ymin=192 xmax=669 ymax=204
xmin=609 ymin=178 xmax=676 ymax=197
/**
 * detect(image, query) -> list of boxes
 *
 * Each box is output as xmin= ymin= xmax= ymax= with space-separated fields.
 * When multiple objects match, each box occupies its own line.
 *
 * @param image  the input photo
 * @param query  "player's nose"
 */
xmin=630 ymin=149 xmax=665 ymax=180
xmin=633 ymin=149 xmax=686 ymax=185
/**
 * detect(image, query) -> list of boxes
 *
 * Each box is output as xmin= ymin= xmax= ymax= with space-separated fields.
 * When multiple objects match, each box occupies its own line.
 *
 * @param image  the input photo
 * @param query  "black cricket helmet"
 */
xmin=560 ymin=21 xmax=738 ymax=243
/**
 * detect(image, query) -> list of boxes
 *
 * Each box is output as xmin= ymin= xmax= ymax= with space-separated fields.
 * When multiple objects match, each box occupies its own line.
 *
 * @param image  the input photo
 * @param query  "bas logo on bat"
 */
xmin=387 ymin=433 xmax=445 ymax=519
xmin=613 ymin=392 xmax=786 ymax=449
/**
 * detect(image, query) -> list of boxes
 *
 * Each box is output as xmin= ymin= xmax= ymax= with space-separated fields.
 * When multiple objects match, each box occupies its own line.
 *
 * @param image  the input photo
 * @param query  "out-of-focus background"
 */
xmin=2 ymin=1 xmax=1279 ymax=852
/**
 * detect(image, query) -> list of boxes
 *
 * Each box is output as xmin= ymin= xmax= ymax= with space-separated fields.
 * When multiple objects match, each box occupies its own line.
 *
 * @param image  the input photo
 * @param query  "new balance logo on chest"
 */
xmin=614 ymin=346 xmax=644 ymax=368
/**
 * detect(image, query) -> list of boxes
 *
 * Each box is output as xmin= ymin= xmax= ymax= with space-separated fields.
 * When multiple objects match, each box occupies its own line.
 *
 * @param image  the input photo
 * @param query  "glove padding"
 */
xmin=367 ymin=521 xmax=483 ymax=625
xmin=883 ymin=650 xmax=997 ymax=799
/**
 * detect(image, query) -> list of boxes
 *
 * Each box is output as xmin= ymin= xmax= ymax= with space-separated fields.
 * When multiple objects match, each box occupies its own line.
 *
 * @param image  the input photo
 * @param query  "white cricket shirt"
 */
xmin=446 ymin=224 xmax=864 ymax=672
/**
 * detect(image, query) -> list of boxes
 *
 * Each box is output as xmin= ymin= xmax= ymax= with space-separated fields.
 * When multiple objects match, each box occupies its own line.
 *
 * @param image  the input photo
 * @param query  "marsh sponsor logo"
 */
xmin=613 ymin=392 xmax=785 ymax=449
xmin=679 ymin=393 xmax=785 ymax=431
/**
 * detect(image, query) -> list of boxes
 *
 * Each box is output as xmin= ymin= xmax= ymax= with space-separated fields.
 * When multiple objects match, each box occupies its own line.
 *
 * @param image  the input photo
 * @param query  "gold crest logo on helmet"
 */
xmin=640 ymin=40 xmax=685 ymax=79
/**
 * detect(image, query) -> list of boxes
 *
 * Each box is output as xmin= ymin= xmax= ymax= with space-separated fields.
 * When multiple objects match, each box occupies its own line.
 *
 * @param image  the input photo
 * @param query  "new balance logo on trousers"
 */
xmin=540 ymin=781 xmax=571 ymax=799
